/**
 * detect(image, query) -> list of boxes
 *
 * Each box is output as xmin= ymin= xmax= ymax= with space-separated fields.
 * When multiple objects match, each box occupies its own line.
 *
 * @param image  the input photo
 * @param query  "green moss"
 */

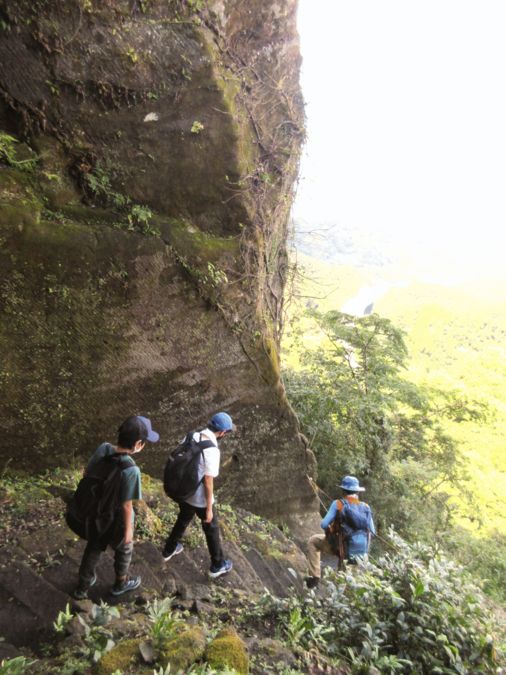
xmin=0 ymin=167 xmax=34 ymax=193
xmin=94 ymin=638 xmax=142 ymax=675
xmin=161 ymin=217 xmax=239 ymax=260
xmin=0 ymin=201 xmax=41 ymax=227
xmin=251 ymin=533 xmax=284 ymax=560
xmin=133 ymin=500 xmax=164 ymax=538
xmin=161 ymin=625 xmax=206 ymax=672
xmin=205 ymin=627 xmax=249 ymax=674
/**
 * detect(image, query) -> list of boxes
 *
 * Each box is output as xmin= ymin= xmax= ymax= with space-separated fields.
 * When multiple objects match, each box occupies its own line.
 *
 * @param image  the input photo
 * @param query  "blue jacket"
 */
xmin=321 ymin=496 xmax=375 ymax=559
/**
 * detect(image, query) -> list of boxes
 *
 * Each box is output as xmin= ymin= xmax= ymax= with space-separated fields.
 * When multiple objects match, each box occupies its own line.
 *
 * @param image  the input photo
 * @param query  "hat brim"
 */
xmin=339 ymin=484 xmax=365 ymax=492
xmin=146 ymin=430 xmax=159 ymax=442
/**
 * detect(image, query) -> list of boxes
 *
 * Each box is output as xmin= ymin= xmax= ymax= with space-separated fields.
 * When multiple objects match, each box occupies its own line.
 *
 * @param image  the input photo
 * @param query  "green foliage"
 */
xmin=53 ymin=603 xmax=73 ymax=634
xmin=125 ymin=47 xmax=139 ymax=64
xmin=284 ymin=309 xmax=487 ymax=542
xmin=190 ymin=120 xmax=204 ymax=134
xmin=147 ymin=597 xmax=181 ymax=651
xmin=0 ymin=657 xmax=37 ymax=674
xmin=91 ymin=600 xmax=121 ymax=626
xmin=257 ymin=533 xmax=500 ymax=673
xmin=445 ymin=526 xmax=506 ymax=603
xmin=85 ymin=161 xmax=127 ymax=208
xmin=74 ymin=604 xmax=119 ymax=664
xmin=0 ymin=133 xmax=38 ymax=170
xmin=85 ymin=162 xmax=159 ymax=235
xmin=187 ymin=0 xmax=205 ymax=13
xmin=206 ymin=262 xmax=228 ymax=286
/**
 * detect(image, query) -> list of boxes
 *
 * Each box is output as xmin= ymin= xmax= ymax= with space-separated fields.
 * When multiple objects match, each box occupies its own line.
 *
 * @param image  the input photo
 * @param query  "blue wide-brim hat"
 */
xmin=339 ymin=475 xmax=365 ymax=492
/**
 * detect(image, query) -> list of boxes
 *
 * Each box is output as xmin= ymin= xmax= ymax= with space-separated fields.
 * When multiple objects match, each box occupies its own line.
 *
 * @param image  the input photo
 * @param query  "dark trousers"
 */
xmin=78 ymin=539 xmax=133 ymax=587
xmin=165 ymin=502 xmax=224 ymax=568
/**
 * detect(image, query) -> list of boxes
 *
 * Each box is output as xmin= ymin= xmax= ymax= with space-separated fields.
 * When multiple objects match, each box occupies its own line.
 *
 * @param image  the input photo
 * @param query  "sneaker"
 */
xmin=209 ymin=559 xmax=233 ymax=579
xmin=110 ymin=575 xmax=141 ymax=596
xmin=72 ymin=574 xmax=97 ymax=600
xmin=305 ymin=576 xmax=320 ymax=589
xmin=162 ymin=542 xmax=184 ymax=562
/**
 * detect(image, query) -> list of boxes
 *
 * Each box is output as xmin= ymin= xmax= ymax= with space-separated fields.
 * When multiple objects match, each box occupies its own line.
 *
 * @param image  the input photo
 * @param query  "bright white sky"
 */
xmin=294 ymin=0 xmax=506 ymax=281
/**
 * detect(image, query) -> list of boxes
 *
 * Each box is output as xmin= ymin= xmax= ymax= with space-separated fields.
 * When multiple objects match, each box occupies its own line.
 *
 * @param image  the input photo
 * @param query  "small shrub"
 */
xmin=95 ymin=638 xmax=142 ymax=675
xmin=205 ymin=628 xmax=249 ymax=675
xmin=190 ymin=121 xmax=204 ymax=134
xmin=53 ymin=603 xmax=73 ymax=634
xmin=161 ymin=625 xmax=206 ymax=672
xmin=0 ymin=133 xmax=38 ymax=170
xmin=257 ymin=532 xmax=500 ymax=673
xmin=147 ymin=597 xmax=181 ymax=651
xmin=0 ymin=657 xmax=37 ymax=674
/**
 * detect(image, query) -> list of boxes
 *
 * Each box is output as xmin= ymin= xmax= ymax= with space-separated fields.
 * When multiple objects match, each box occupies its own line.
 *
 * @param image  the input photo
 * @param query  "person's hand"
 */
xmin=204 ymin=507 xmax=213 ymax=524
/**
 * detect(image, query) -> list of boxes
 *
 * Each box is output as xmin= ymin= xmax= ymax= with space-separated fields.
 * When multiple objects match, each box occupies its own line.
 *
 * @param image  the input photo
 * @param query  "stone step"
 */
xmin=270 ymin=557 xmax=304 ymax=593
xmin=217 ymin=540 xmax=263 ymax=591
xmin=16 ymin=522 xmax=76 ymax=561
xmin=0 ymin=585 xmax=42 ymax=648
xmin=41 ymin=553 xmax=81 ymax=596
xmin=0 ymin=558 xmax=70 ymax=619
xmin=163 ymin=547 xmax=208 ymax=589
xmin=243 ymin=548 xmax=287 ymax=597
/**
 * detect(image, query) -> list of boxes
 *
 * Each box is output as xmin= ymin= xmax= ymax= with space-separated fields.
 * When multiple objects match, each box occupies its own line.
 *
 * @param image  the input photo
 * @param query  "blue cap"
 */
xmin=209 ymin=412 xmax=235 ymax=432
xmin=137 ymin=416 xmax=160 ymax=442
xmin=339 ymin=476 xmax=365 ymax=492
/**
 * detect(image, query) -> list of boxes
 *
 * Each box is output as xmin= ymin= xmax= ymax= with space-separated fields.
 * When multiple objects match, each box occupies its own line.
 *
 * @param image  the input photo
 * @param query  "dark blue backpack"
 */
xmin=338 ymin=499 xmax=371 ymax=539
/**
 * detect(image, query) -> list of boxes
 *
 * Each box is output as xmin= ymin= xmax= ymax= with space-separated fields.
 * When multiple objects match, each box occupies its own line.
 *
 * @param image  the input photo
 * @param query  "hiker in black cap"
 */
xmin=71 ymin=415 xmax=159 ymax=599
xmin=306 ymin=475 xmax=375 ymax=588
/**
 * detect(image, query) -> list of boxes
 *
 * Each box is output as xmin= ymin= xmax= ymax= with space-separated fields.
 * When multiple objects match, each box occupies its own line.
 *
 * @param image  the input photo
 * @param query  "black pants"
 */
xmin=165 ymin=502 xmax=224 ymax=568
xmin=78 ymin=539 xmax=133 ymax=588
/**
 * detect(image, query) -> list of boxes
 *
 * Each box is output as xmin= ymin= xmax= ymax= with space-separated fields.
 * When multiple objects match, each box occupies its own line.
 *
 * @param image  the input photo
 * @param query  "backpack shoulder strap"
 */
xmin=197 ymin=431 xmax=217 ymax=450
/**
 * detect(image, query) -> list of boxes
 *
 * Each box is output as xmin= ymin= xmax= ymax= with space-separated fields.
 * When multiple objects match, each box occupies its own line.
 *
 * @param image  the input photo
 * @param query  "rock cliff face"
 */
xmin=0 ymin=0 xmax=317 ymax=525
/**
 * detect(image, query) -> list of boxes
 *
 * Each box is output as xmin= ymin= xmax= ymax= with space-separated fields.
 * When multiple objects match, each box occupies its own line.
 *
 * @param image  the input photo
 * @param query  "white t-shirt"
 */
xmin=185 ymin=428 xmax=220 ymax=508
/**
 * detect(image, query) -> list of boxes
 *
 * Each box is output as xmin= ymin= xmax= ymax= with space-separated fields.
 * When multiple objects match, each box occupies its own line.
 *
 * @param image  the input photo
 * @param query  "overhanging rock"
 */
xmin=0 ymin=0 xmax=318 ymax=527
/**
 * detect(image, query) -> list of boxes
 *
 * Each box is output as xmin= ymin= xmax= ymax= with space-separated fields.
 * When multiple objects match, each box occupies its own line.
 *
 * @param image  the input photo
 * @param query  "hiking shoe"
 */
xmin=162 ymin=542 xmax=184 ymax=562
xmin=72 ymin=574 xmax=97 ymax=600
xmin=209 ymin=559 xmax=233 ymax=579
xmin=110 ymin=575 xmax=141 ymax=596
xmin=305 ymin=576 xmax=320 ymax=589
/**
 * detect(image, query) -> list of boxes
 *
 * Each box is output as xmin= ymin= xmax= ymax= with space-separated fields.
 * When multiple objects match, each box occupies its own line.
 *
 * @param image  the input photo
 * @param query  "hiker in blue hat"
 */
xmin=306 ymin=475 xmax=375 ymax=588
xmin=162 ymin=412 xmax=235 ymax=579
xmin=69 ymin=415 xmax=160 ymax=599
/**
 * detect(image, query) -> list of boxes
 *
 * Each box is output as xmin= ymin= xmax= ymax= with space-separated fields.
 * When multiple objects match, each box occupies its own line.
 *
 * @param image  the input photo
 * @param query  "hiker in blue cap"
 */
xmin=162 ymin=412 xmax=235 ymax=579
xmin=306 ymin=475 xmax=375 ymax=588
xmin=70 ymin=415 xmax=159 ymax=599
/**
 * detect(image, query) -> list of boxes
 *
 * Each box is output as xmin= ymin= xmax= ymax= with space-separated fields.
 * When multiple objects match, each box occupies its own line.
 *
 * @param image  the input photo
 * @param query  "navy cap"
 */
xmin=137 ymin=416 xmax=159 ymax=442
xmin=209 ymin=412 xmax=236 ymax=432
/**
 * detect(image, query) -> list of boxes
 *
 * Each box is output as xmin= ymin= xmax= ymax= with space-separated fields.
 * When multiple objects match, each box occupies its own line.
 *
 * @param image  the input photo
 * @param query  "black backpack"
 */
xmin=65 ymin=454 xmax=128 ymax=544
xmin=163 ymin=432 xmax=215 ymax=502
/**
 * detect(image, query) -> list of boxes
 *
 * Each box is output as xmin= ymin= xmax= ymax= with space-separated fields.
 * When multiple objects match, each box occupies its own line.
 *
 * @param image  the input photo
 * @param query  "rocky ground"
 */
xmin=0 ymin=468 xmax=342 ymax=674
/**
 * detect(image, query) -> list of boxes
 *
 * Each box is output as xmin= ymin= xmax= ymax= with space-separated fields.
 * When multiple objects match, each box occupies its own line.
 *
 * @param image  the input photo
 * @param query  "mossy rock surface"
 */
xmin=206 ymin=627 xmax=249 ymax=675
xmin=0 ymin=0 xmax=319 ymax=533
xmin=94 ymin=637 xmax=142 ymax=675
xmin=161 ymin=624 xmax=206 ymax=672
